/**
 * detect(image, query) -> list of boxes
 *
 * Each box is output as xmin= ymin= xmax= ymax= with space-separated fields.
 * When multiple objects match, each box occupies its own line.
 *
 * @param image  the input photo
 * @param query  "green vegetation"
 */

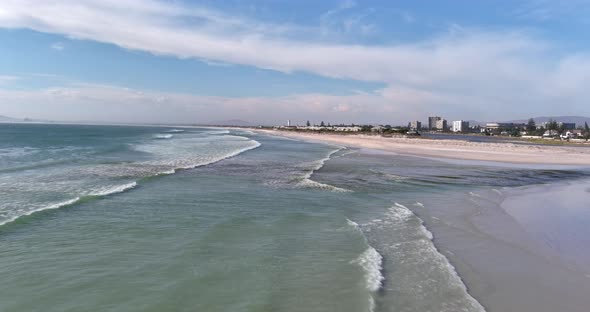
xmin=526 ymin=118 xmax=536 ymax=133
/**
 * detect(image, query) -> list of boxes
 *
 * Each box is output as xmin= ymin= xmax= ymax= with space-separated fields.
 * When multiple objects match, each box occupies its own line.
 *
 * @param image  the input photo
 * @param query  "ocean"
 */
xmin=1 ymin=123 xmax=590 ymax=312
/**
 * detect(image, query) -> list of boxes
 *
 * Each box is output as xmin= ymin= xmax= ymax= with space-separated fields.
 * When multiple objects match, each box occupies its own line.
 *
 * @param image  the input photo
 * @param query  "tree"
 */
xmin=547 ymin=119 xmax=558 ymax=131
xmin=526 ymin=118 xmax=536 ymax=133
xmin=585 ymin=122 xmax=589 ymax=133
xmin=306 ymin=120 xmax=311 ymax=127
xmin=320 ymin=121 xmax=325 ymax=127
xmin=558 ymin=123 xmax=566 ymax=134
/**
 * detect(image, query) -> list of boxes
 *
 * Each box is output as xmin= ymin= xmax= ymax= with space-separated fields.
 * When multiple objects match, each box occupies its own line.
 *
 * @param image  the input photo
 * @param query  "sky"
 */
xmin=0 ymin=0 xmax=589 ymax=125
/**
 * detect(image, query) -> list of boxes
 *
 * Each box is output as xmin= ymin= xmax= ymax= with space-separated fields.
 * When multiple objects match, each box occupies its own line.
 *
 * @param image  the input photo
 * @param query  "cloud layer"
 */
xmin=0 ymin=0 xmax=589 ymax=123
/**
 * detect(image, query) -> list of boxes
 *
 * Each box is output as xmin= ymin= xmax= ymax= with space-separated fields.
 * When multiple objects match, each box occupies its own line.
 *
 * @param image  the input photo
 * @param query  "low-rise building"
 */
xmin=371 ymin=125 xmax=385 ymax=133
xmin=485 ymin=122 xmax=525 ymax=134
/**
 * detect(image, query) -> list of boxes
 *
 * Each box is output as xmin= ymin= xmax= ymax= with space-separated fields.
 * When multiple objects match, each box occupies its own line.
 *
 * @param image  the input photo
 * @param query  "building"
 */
xmin=371 ymin=125 xmax=385 ymax=133
xmin=485 ymin=122 xmax=525 ymax=134
xmin=452 ymin=120 xmax=469 ymax=133
xmin=435 ymin=119 xmax=447 ymax=131
xmin=428 ymin=116 xmax=442 ymax=130
xmin=562 ymin=122 xmax=576 ymax=130
xmin=538 ymin=121 xmax=576 ymax=130
xmin=409 ymin=121 xmax=421 ymax=130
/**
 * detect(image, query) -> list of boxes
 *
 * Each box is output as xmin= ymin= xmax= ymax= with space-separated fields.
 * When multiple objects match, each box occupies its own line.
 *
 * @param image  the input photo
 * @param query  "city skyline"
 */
xmin=1 ymin=1 xmax=590 ymax=124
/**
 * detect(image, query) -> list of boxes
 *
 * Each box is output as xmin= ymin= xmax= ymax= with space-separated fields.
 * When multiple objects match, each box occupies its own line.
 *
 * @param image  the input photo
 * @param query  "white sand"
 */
xmin=258 ymin=130 xmax=590 ymax=166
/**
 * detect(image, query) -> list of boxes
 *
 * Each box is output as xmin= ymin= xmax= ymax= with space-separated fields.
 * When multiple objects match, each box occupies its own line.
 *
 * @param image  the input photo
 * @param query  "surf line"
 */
xmin=0 ymin=181 xmax=138 ymax=227
xmin=298 ymin=148 xmax=352 ymax=193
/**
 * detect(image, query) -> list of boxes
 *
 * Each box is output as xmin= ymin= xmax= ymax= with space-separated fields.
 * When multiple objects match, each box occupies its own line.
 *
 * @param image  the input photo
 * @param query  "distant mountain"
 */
xmin=0 ymin=115 xmax=18 ymax=122
xmin=201 ymin=119 xmax=255 ymax=127
xmin=507 ymin=116 xmax=590 ymax=126
xmin=466 ymin=120 xmax=486 ymax=127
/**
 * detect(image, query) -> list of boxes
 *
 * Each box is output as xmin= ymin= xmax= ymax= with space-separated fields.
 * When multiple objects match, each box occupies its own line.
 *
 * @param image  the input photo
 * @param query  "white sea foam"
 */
xmin=353 ymin=246 xmax=384 ymax=312
xmin=381 ymin=202 xmax=486 ymax=312
xmin=0 ymin=134 xmax=261 ymax=229
xmin=88 ymin=182 xmax=137 ymax=197
xmin=136 ymin=135 xmax=261 ymax=174
xmin=297 ymin=148 xmax=352 ymax=192
xmin=205 ymin=130 xmax=230 ymax=135
xmin=0 ymin=197 xmax=80 ymax=226
xmin=492 ymin=188 xmax=502 ymax=195
xmin=346 ymin=218 xmax=360 ymax=231
xmin=174 ymin=139 xmax=261 ymax=171
xmin=165 ymin=129 xmax=185 ymax=133
xmin=0 ymin=181 xmax=141 ymax=226
xmin=469 ymin=191 xmax=481 ymax=197
xmin=153 ymin=134 xmax=173 ymax=139
xmin=297 ymin=178 xmax=351 ymax=193
xmin=237 ymin=129 xmax=255 ymax=135
xmin=414 ymin=201 xmax=425 ymax=207
xmin=355 ymin=246 xmax=385 ymax=292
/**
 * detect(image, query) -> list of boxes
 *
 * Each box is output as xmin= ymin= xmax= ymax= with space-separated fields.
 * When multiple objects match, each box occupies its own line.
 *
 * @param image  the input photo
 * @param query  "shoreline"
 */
xmin=255 ymin=129 xmax=590 ymax=166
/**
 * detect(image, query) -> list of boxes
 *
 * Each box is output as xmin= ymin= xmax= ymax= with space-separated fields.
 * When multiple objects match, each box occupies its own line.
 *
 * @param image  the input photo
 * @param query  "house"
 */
xmin=543 ymin=130 xmax=559 ymax=138
xmin=371 ymin=125 xmax=385 ymax=133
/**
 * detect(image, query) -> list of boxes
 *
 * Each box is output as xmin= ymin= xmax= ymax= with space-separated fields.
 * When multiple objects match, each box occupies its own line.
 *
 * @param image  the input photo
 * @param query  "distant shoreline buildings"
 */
xmin=275 ymin=116 xmax=589 ymax=140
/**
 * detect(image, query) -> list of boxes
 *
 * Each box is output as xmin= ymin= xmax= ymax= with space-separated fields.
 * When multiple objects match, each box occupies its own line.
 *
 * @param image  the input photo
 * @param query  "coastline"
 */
xmin=255 ymin=129 xmax=590 ymax=166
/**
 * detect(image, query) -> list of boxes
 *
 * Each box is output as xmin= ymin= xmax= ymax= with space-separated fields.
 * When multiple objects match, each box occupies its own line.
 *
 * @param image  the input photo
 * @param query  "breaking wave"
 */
xmin=362 ymin=202 xmax=486 ymax=312
xmin=297 ymin=148 xmax=352 ymax=193
xmin=1 ymin=134 xmax=261 ymax=228
xmin=0 ymin=182 xmax=138 ymax=226
xmin=153 ymin=134 xmax=173 ymax=139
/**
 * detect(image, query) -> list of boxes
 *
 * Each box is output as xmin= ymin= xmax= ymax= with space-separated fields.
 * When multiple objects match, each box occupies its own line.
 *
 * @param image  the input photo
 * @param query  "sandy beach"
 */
xmin=258 ymin=130 xmax=590 ymax=166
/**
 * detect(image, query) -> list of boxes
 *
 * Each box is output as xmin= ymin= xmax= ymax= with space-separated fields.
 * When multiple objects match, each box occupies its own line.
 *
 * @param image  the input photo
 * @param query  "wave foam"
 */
xmin=297 ymin=148 xmax=352 ymax=193
xmin=89 ymin=182 xmax=137 ymax=197
xmin=153 ymin=134 xmax=173 ymax=139
xmin=355 ymin=246 xmax=385 ymax=293
xmin=346 ymin=218 xmax=360 ymax=230
xmin=0 ymin=197 xmax=80 ymax=226
xmin=379 ymin=203 xmax=486 ymax=312
xmin=354 ymin=246 xmax=384 ymax=312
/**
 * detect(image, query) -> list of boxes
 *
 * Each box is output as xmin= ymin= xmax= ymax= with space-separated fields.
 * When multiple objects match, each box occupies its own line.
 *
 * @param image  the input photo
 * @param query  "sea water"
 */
xmin=1 ymin=123 xmax=590 ymax=312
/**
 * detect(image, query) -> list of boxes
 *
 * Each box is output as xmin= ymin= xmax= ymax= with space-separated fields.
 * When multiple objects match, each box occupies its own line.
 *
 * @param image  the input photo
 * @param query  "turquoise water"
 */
xmin=1 ymin=123 xmax=590 ymax=311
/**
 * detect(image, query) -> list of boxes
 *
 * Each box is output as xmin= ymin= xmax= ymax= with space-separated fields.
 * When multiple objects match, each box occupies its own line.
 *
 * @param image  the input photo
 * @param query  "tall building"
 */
xmin=428 ymin=116 xmax=442 ymax=130
xmin=435 ymin=119 xmax=447 ymax=131
xmin=452 ymin=120 xmax=469 ymax=133
xmin=409 ymin=121 xmax=421 ymax=130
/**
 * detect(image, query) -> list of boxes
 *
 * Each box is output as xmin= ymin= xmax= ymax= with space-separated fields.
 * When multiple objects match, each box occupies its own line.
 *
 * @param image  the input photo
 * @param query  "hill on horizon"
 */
xmin=0 ymin=115 xmax=19 ymax=122
xmin=507 ymin=116 xmax=590 ymax=126
xmin=200 ymin=119 xmax=256 ymax=127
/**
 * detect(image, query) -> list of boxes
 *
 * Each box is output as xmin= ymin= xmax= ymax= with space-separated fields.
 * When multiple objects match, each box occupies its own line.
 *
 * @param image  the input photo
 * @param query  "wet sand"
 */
xmin=413 ymin=183 xmax=590 ymax=312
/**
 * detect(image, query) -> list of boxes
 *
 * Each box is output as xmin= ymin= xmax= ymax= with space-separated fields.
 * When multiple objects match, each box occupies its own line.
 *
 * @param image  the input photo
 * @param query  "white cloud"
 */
xmin=514 ymin=0 xmax=590 ymax=23
xmin=0 ymin=84 xmax=404 ymax=124
xmin=0 ymin=0 xmax=589 ymax=122
xmin=51 ymin=42 xmax=65 ymax=51
xmin=0 ymin=75 xmax=20 ymax=85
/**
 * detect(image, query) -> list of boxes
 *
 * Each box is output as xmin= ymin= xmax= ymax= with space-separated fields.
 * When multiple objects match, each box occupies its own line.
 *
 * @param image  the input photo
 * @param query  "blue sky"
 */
xmin=0 ymin=0 xmax=589 ymax=124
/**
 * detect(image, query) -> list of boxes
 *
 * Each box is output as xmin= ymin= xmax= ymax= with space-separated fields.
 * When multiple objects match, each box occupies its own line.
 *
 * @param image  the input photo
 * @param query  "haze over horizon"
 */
xmin=1 ymin=0 xmax=590 ymax=124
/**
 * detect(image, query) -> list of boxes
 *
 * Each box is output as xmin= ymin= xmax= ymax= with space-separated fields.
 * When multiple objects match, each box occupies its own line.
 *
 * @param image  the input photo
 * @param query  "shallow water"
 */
xmin=1 ymin=123 xmax=589 ymax=311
